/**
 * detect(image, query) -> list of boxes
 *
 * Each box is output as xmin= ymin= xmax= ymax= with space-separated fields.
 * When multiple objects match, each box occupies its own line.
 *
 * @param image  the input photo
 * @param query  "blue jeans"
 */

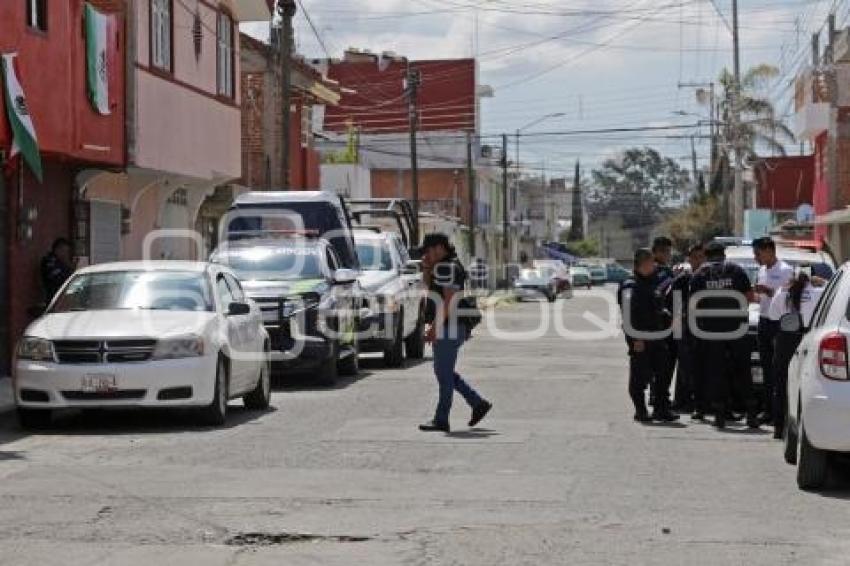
xmin=433 ymin=324 xmax=483 ymax=426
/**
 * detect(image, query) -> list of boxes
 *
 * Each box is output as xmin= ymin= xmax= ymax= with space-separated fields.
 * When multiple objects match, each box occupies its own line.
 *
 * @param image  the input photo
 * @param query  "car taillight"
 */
xmin=819 ymin=332 xmax=849 ymax=381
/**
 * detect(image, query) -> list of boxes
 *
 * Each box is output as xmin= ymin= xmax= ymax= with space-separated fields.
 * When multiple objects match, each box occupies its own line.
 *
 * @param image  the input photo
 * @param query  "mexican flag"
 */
xmin=1 ymin=53 xmax=42 ymax=183
xmin=85 ymin=3 xmax=114 ymax=116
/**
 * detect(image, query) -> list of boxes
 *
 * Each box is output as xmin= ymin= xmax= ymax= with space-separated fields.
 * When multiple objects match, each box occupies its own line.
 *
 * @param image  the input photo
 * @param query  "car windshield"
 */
xmin=51 ymin=271 xmax=213 ymax=313
xmin=356 ymin=240 xmax=393 ymax=271
xmin=213 ymin=246 xmax=324 ymax=281
xmin=519 ymin=269 xmax=547 ymax=284
xmin=731 ymin=258 xmax=834 ymax=284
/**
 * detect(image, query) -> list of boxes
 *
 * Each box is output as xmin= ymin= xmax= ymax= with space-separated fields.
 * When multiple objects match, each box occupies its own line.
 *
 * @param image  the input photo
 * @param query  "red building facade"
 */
xmin=0 ymin=1 xmax=126 ymax=373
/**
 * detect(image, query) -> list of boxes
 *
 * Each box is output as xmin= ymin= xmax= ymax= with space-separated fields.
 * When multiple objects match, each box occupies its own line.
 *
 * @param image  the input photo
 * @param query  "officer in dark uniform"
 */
xmin=618 ymin=248 xmax=679 ymax=423
xmin=651 ymin=236 xmax=676 ymax=412
xmin=689 ymin=242 xmax=758 ymax=429
xmin=40 ymin=237 xmax=75 ymax=302
xmin=666 ymin=243 xmax=706 ymax=417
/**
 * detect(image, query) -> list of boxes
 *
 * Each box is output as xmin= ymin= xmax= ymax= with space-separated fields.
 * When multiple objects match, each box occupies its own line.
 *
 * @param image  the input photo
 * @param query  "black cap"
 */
xmin=705 ymin=241 xmax=725 ymax=258
xmin=417 ymin=232 xmax=451 ymax=254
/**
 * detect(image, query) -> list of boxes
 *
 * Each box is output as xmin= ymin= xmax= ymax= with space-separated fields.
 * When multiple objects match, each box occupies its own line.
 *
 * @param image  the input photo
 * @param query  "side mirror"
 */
xmin=402 ymin=260 xmax=420 ymax=275
xmin=333 ymin=268 xmax=358 ymax=285
xmin=779 ymin=312 xmax=803 ymax=334
xmin=227 ymin=302 xmax=251 ymax=316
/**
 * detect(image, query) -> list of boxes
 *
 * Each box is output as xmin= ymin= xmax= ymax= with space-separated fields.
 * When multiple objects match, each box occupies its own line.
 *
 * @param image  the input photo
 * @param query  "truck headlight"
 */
xmin=375 ymin=294 xmax=400 ymax=312
xmin=17 ymin=337 xmax=56 ymax=362
xmin=152 ymin=336 xmax=205 ymax=360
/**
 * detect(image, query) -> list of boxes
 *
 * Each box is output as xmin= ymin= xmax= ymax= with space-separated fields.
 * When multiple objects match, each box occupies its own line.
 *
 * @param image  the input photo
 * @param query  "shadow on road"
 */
xmin=0 ymin=404 xmax=276 ymax=442
xmin=447 ymin=428 xmax=500 ymax=440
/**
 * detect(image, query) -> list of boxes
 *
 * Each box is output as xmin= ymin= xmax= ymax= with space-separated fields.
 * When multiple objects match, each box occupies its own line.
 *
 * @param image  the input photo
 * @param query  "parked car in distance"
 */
xmin=354 ymin=229 xmax=425 ymax=367
xmin=211 ymin=237 xmax=361 ymax=386
xmin=784 ymin=263 xmax=850 ymax=490
xmin=570 ymin=266 xmax=592 ymax=290
xmin=15 ymin=262 xmax=271 ymax=428
xmin=533 ymin=259 xmax=572 ymax=297
xmin=514 ymin=269 xmax=557 ymax=302
xmin=581 ymin=264 xmax=608 ymax=285
xmin=606 ymin=263 xmax=632 ymax=283
xmin=225 ymin=191 xmax=360 ymax=270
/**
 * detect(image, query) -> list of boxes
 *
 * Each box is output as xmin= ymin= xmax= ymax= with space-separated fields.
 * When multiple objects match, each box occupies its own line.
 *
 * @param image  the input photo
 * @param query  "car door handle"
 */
xmin=801 ymin=349 xmax=808 ymax=356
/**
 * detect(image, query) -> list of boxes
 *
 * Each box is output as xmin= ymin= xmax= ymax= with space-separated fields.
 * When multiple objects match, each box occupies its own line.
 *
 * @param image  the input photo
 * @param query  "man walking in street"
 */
xmin=418 ymin=233 xmax=492 ymax=433
xmin=752 ymin=237 xmax=794 ymax=426
xmin=619 ymin=248 xmax=678 ymax=423
xmin=690 ymin=242 xmax=759 ymax=430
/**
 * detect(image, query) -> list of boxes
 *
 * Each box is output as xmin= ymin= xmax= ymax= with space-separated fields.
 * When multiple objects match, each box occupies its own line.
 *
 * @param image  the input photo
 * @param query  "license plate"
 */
xmin=752 ymin=367 xmax=764 ymax=385
xmin=81 ymin=374 xmax=117 ymax=393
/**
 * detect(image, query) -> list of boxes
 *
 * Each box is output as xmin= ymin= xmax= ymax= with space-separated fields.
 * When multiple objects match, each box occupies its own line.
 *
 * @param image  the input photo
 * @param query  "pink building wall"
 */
xmin=132 ymin=0 xmax=242 ymax=181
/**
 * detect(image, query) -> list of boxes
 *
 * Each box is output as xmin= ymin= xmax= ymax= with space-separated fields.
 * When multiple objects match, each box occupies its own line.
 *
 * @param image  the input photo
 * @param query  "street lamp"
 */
xmin=515 ymin=112 xmax=565 ymax=174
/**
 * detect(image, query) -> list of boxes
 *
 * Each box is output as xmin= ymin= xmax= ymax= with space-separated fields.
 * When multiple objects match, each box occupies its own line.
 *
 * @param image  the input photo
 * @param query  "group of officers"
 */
xmin=617 ymin=236 xmax=824 ymax=434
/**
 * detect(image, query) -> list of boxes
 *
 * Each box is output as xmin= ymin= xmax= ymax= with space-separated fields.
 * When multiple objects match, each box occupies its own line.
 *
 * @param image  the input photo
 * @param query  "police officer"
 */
xmin=667 ymin=243 xmax=707 ymax=418
xmin=689 ymin=242 xmax=758 ymax=430
xmin=618 ymin=248 xmax=679 ymax=423
xmin=651 ymin=236 xmax=676 ymax=412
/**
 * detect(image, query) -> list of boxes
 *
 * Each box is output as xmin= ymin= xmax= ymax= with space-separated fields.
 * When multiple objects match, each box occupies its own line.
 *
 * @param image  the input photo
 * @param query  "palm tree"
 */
xmin=697 ymin=64 xmax=794 ymax=196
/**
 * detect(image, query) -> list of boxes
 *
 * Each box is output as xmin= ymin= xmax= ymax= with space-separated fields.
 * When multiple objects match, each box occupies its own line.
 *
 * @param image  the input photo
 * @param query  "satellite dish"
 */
xmin=796 ymin=203 xmax=815 ymax=223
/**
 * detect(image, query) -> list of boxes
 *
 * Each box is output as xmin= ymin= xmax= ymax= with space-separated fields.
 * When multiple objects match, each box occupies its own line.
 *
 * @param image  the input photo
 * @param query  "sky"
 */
xmin=244 ymin=0 xmax=849 ymax=179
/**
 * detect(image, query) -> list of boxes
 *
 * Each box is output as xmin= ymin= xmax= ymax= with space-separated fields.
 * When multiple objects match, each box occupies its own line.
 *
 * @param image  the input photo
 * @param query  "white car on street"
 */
xmin=14 ymin=261 xmax=271 ymax=428
xmin=785 ymin=262 xmax=850 ymax=489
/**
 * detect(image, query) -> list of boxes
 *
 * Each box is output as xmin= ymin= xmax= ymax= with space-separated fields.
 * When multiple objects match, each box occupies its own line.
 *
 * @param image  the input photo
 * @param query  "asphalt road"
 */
xmin=1 ymin=288 xmax=850 ymax=565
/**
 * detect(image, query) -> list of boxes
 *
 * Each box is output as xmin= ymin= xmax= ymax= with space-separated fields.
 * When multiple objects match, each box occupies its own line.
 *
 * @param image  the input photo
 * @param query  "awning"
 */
xmin=816 ymin=207 xmax=850 ymax=225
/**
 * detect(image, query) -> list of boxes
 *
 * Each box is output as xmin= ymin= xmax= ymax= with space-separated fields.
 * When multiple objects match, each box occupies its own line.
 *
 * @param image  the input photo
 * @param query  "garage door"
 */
xmin=89 ymin=200 xmax=122 ymax=264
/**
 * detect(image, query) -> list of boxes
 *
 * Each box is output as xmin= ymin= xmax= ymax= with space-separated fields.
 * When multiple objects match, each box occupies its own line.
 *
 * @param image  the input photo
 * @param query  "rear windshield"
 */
xmin=227 ymin=202 xmax=358 ymax=268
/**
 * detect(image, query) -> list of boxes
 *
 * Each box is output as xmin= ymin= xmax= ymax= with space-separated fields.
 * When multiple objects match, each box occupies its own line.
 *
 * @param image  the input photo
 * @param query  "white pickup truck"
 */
xmin=354 ymin=229 xmax=425 ymax=367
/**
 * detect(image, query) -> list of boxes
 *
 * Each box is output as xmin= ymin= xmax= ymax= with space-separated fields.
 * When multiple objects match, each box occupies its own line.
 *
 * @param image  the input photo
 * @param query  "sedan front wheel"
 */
xmin=199 ymin=356 xmax=229 ymax=426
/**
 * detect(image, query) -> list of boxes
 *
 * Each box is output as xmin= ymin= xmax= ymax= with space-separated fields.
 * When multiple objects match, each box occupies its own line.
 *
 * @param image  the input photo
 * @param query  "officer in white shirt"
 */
xmin=768 ymin=268 xmax=827 ymax=438
xmin=752 ymin=237 xmax=794 ymax=426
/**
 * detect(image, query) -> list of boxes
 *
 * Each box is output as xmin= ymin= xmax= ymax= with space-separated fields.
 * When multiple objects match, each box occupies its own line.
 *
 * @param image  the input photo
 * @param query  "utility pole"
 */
xmin=731 ymin=0 xmax=744 ymax=234
xmin=278 ymin=0 xmax=296 ymax=190
xmin=568 ymin=160 xmax=584 ymax=241
xmin=501 ymin=133 xmax=509 ymax=282
xmin=405 ymin=64 xmax=422 ymax=245
xmin=466 ymin=132 xmax=476 ymax=257
xmin=690 ymin=136 xmax=698 ymax=201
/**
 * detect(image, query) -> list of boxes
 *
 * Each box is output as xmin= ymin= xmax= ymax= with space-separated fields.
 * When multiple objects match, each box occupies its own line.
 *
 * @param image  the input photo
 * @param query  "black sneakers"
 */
xmin=634 ymin=412 xmax=652 ymax=423
xmin=469 ymin=401 xmax=493 ymax=427
xmin=419 ymin=421 xmax=450 ymax=433
xmin=652 ymin=411 xmax=680 ymax=423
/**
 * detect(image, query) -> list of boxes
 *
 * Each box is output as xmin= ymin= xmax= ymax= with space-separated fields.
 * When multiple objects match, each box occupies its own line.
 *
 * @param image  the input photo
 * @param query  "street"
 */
xmin=1 ymin=289 xmax=848 ymax=565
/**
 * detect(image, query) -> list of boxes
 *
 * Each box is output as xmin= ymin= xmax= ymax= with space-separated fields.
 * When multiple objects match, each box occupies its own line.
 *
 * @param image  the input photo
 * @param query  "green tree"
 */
xmin=663 ymin=195 xmax=726 ymax=251
xmin=587 ymin=147 xmax=690 ymax=229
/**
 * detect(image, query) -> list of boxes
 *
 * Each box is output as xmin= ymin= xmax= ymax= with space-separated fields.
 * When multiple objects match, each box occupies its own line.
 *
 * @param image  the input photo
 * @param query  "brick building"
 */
xmin=240 ymin=33 xmax=340 ymax=191
xmin=314 ymin=50 xmax=487 ymax=236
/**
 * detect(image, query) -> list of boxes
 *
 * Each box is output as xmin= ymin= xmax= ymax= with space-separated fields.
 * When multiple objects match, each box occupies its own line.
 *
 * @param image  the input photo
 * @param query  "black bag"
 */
xmin=457 ymin=295 xmax=483 ymax=330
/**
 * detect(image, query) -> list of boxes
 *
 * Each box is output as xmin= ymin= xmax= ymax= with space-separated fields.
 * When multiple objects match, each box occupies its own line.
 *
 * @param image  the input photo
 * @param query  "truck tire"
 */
xmin=405 ymin=317 xmax=425 ymax=360
xmin=317 ymin=342 xmax=339 ymax=386
xmin=338 ymin=335 xmax=360 ymax=376
xmin=797 ymin=419 xmax=829 ymax=490
xmin=384 ymin=315 xmax=405 ymax=368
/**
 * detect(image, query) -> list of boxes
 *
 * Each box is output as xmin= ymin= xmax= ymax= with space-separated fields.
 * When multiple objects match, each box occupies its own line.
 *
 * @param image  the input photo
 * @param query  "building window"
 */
xmin=217 ymin=11 xmax=234 ymax=98
xmin=26 ymin=0 xmax=47 ymax=32
xmin=151 ymin=0 xmax=172 ymax=71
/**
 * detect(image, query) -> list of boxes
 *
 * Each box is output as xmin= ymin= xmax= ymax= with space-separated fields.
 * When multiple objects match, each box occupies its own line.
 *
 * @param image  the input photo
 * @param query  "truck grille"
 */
xmin=53 ymin=339 xmax=157 ymax=364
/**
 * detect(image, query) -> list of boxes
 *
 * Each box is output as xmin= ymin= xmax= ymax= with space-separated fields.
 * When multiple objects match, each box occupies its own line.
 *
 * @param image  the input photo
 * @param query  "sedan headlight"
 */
xmin=17 ymin=337 xmax=56 ymax=362
xmin=152 ymin=336 xmax=205 ymax=360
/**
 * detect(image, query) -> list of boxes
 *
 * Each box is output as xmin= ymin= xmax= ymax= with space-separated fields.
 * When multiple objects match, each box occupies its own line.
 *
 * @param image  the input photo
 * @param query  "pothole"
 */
xmin=225 ymin=532 xmax=373 ymax=546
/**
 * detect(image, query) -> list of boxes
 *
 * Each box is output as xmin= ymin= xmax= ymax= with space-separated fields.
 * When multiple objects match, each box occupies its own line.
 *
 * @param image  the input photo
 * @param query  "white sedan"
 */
xmin=785 ymin=263 xmax=850 ymax=489
xmin=14 ymin=261 xmax=271 ymax=428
